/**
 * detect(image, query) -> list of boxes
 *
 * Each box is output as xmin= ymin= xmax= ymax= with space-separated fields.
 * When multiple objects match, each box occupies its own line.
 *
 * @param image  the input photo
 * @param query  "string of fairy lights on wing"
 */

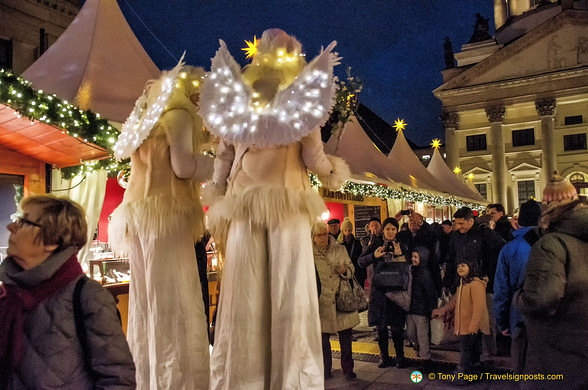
xmin=0 ymin=68 xmax=126 ymax=178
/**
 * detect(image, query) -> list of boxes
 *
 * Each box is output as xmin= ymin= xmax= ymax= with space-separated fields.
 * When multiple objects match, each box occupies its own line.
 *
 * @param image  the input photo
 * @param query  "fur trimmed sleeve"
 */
xmin=301 ymin=128 xmax=350 ymax=190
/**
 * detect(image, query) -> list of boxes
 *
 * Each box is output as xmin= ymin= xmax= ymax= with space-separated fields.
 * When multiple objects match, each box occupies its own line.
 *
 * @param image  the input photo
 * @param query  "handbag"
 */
xmin=372 ymin=256 xmax=410 ymax=290
xmin=336 ymin=275 xmax=368 ymax=313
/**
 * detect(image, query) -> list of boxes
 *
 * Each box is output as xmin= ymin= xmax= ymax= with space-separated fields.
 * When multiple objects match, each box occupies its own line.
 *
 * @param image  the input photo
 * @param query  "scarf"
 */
xmin=0 ymin=253 xmax=83 ymax=381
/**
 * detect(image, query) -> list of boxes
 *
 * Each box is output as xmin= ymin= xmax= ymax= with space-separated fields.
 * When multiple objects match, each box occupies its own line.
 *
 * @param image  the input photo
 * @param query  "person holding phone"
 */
xmin=358 ymin=218 xmax=409 ymax=368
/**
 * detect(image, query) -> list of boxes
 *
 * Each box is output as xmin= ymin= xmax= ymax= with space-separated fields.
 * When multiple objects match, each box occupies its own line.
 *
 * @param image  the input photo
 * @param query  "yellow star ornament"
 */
xmin=394 ymin=118 xmax=407 ymax=132
xmin=241 ymin=36 xmax=258 ymax=59
xmin=430 ymin=138 xmax=442 ymax=150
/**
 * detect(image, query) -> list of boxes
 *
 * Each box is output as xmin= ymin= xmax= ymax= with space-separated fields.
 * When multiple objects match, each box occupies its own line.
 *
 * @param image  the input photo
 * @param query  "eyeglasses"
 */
xmin=10 ymin=214 xmax=42 ymax=229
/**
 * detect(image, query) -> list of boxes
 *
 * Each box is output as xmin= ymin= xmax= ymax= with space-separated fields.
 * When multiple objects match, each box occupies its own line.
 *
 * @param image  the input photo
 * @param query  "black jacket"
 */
xmin=445 ymin=223 xmax=505 ymax=293
xmin=409 ymin=247 xmax=437 ymax=317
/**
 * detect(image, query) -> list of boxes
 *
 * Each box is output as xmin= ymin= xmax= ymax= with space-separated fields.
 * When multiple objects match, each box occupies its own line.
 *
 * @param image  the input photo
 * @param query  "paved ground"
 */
xmin=324 ymin=323 xmax=519 ymax=389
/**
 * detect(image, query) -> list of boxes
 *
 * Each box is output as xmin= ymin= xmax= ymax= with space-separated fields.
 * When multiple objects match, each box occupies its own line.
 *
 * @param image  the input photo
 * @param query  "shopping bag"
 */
xmin=430 ymin=288 xmax=459 ymax=345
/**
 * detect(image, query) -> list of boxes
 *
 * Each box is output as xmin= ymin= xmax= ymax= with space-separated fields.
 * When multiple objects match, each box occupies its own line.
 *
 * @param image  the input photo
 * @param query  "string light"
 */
xmin=309 ymin=173 xmax=485 ymax=211
xmin=0 ymin=68 xmax=124 ymax=179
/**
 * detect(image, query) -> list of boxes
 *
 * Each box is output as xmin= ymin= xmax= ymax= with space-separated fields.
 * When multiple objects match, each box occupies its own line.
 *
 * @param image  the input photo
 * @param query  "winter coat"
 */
xmin=494 ymin=215 xmax=514 ymax=242
xmin=436 ymin=277 xmax=490 ymax=336
xmin=409 ymin=247 xmax=437 ymax=317
xmin=398 ymin=222 xmax=442 ymax=296
xmin=493 ymin=226 xmax=534 ymax=336
xmin=341 ymin=235 xmax=365 ymax=288
xmin=514 ymin=205 xmax=588 ymax=389
xmin=358 ymin=238 xmax=407 ymax=329
xmin=445 ymin=223 xmax=505 ymax=293
xmin=314 ymin=237 xmax=360 ymax=333
xmin=0 ymin=248 xmax=136 ymax=389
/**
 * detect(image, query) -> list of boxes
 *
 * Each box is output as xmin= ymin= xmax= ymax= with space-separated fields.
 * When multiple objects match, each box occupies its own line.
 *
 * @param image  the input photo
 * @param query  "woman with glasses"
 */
xmin=312 ymin=222 xmax=359 ymax=381
xmin=0 ymin=195 xmax=135 ymax=389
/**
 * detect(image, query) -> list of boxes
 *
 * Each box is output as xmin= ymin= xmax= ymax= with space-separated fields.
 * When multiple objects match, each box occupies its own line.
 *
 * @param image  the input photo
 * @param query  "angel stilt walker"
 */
xmin=201 ymin=29 xmax=350 ymax=389
xmin=109 ymin=62 xmax=213 ymax=389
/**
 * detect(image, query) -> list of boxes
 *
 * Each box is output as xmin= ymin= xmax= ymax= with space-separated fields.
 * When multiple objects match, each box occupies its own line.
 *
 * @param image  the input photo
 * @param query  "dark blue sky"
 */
xmin=117 ymin=0 xmax=494 ymax=146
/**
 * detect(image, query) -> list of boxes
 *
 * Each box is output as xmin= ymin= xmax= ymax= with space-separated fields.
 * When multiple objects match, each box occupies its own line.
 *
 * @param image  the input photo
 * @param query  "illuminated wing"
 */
xmin=200 ymin=40 xmax=339 ymax=147
xmin=114 ymin=56 xmax=184 ymax=160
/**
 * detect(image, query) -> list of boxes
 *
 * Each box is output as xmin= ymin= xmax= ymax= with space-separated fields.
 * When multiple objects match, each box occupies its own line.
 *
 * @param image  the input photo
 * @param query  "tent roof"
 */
xmin=386 ymin=129 xmax=460 ymax=195
xmin=22 ymin=0 xmax=159 ymax=123
xmin=324 ymin=117 xmax=438 ymax=192
xmin=427 ymin=148 xmax=487 ymax=202
xmin=0 ymin=103 xmax=108 ymax=167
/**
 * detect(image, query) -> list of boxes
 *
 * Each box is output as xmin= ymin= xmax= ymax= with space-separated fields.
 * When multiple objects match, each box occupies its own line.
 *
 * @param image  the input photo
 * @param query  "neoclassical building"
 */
xmin=434 ymin=0 xmax=588 ymax=212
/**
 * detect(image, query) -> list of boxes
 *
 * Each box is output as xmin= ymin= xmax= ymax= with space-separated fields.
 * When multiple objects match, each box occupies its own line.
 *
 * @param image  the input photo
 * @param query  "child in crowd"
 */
xmin=406 ymin=247 xmax=437 ymax=364
xmin=432 ymin=260 xmax=489 ymax=374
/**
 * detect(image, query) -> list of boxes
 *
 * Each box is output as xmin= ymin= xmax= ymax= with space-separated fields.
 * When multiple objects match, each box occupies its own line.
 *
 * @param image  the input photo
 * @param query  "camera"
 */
xmin=384 ymin=241 xmax=395 ymax=253
xmin=400 ymin=209 xmax=411 ymax=216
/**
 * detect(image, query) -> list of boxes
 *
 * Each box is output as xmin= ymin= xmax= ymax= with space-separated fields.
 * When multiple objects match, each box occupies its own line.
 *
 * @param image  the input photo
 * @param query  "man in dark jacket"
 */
xmin=515 ymin=172 xmax=588 ymax=389
xmin=487 ymin=203 xmax=513 ymax=242
xmin=493 ymin=199 xmax=542 ymax=373
xmin=446 ymin=206 xmax=505 ymax=358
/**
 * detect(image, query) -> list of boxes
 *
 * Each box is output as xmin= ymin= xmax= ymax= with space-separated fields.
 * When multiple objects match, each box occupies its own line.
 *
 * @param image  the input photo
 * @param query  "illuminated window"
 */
xmin=518 ymin=180 xmax=535 ymax=207
xmin=466 ymin=134 xmax=487 ymax=151
xmin=563 ymin=133 xmax=587 ymax=151
xmin=512 ymin=128 xmax=535 ymax=147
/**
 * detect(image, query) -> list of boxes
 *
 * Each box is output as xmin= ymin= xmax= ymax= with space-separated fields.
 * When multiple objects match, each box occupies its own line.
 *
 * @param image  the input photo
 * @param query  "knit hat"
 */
xmin=518 ymin=199 xmax=542 ymax=227
xmin=542 ymin=170 xmax=578 ymax=205
xmin=340 ymin=217 xmax=353 ymax=231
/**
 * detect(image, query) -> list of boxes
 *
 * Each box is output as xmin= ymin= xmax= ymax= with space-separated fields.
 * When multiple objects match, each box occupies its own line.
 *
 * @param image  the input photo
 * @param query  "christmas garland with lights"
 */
xmin=321 ymin=67 xmax=363 ymax=137
xmin=309 ymin=173 xmax=485 ymax=210
xmin=0 ymin=68 xmax=127 ymax=178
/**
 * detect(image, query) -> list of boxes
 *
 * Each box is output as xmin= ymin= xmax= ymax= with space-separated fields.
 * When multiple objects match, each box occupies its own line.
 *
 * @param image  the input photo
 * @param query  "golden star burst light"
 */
xmin=241 ymin=36 xmax=258 ymax=59
xmin=430 ymin=138 xmax=442 ymax=149
xmin=394 ymin=118 xmax=407 ymax=132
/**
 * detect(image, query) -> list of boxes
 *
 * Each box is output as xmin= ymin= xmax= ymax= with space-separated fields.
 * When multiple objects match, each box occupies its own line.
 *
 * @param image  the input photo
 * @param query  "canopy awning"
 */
xmin=0 ymin=103 xmax=108 ymax=167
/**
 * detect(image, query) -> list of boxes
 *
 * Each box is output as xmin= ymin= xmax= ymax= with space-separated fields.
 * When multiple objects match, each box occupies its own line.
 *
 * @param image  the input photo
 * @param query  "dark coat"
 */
xmin=409 ymin=247 xmax=437 ymax=317
xmin=341 ymin=235 xmax=365 ymax=288
xmin=494 ymin=215 xmax=514 ymax=242
xmin=398 ymin=222 xmax=442 ymax=296
xmin=514 ymin=205 xmax=588 ymax=389
xmin=0 ymin=248 xmax=136 ymax=389
xmin=358 ymin=238 xmax=407 ymax=329
xmin=445 ymin=222 xmax=505 ymax=293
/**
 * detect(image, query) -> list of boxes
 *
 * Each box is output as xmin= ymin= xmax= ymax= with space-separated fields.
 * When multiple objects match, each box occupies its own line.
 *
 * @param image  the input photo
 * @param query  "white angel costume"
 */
xmin=109 ymin=62 xmax=212 ymax=390
xmin=201 ymin=29 xmax=350 ymax=389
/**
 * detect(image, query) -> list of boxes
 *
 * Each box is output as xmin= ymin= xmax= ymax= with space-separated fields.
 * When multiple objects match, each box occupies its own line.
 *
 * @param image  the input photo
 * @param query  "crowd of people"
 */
xmin=1 ymin=26 xmax=586 ymax=390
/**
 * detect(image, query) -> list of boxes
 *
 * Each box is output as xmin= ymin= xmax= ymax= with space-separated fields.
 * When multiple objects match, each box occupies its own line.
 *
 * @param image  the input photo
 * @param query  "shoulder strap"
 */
xmin=73 ymin=276 xmax=98 ymax=381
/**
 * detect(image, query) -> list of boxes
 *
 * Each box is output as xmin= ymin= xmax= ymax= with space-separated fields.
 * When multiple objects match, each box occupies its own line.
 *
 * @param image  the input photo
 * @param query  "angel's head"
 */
xmin=243 ymin=29 xmax=307 ymax=103
xmin=176 ymin=66 xmax=206 ymax=107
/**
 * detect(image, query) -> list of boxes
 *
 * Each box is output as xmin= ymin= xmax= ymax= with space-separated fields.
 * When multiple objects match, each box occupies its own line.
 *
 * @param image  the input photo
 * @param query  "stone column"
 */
xmin=486 ymin=105 xmax=507 ymax=207
xmin=440 ymin=111 xmax=459 ymax=170
xmin=535 ymin=98 xmax=557 ymax=185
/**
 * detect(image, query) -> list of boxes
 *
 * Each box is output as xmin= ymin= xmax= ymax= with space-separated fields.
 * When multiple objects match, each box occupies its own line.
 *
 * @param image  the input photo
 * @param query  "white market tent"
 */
xmin=427 ymin=147 xmax=487 ymax=202
xmin=325 ymin=117 xmax=438 ymax=192
xmin=387 ymin=129 xmax=485 ymax=203
xmin=22 ymin=0 xmax=160 ymax=123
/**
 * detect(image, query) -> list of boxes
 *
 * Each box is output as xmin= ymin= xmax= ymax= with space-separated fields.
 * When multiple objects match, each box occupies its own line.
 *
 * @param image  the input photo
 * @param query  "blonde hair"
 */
xmin=311 ymin=221 xmax=328 ymax=237
xmin=21 ymin=195 xmax=88 ymax=252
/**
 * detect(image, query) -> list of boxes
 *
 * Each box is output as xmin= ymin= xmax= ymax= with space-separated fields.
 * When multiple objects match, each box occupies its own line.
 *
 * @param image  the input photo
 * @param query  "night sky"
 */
xmin=117 ymin=0 xmax=494 ymax=147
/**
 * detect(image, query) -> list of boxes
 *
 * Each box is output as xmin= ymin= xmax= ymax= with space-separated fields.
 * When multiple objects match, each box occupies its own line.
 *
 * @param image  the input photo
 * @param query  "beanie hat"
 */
xmin=542 ymin=170 xmax=578 ymax=205
xmin=340 ymin=217 xmax=353 ymax=231
xmin=369 ymin=216 xmax=381 ymax=224
xmin=518 ymin=199 xmax=542 ymax=227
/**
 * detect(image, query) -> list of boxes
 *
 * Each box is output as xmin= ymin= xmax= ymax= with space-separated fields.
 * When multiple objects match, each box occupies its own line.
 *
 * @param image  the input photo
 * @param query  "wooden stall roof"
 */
xmin=0 ymin=103 xmax=109 ymax=168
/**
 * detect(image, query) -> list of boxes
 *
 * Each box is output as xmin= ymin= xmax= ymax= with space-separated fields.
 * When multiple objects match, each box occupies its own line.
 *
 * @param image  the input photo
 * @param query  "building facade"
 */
xmin=0 ymin=0 xmax=78 ymax=73
xmin=434 ymin=0 xmax=588 ymax=212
